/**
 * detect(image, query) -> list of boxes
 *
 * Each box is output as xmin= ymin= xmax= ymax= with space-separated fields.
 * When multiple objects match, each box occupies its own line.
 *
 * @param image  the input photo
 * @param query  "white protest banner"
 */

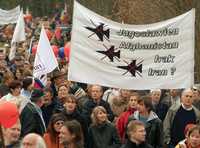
xmin=9 ymin=10 xmax=26 ymax=60
xmin=68 ymin=1 xmax=195 ymax=90
xmin=0 ymin=6 xmax=20 ymax=24
xmin=33 ymin=26 xmax=58 ymax=78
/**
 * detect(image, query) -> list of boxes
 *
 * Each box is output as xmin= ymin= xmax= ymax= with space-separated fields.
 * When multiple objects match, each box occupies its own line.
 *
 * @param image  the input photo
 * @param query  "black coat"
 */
xmin=88 ymin=122 xmax=121 ymax=148
xmin=41 ymin=98 xmax=61 ymax=126
xmin=82 ymin=99 xmax=114 ymax=125
xmin=153 ymin=102 xmax=169 ymax=121
xmin=121 ymin=139 xmax=153 ymax=148
xmin=20 ymin=102 xmax=46 ymax=137
xmin=62 ymin=109 xmax=89 ymax=147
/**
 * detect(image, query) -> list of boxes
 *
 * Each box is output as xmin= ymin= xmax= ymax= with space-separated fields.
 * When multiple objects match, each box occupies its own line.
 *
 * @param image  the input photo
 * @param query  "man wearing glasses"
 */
xmin=163 ymin=88 xmax=200 ymax=148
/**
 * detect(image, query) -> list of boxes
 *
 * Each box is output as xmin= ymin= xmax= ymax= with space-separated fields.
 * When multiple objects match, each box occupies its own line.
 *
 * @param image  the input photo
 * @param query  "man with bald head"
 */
xmin=21 ymin=133 xmax=46 ymax=148
xmin=163 ymin=88 xmax=200 ymax=148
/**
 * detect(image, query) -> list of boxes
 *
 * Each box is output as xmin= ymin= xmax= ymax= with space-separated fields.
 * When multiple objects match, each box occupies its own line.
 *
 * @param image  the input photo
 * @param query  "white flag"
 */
xmin=33 ymin=26 xmax=58 ymax=78
xmin=68 ymin=1 xmax=195 ymax=90
xmin=9 ymin=10 xmax=26 ymax=60
xmin=11 ymin=10 xmax=25 ymax=43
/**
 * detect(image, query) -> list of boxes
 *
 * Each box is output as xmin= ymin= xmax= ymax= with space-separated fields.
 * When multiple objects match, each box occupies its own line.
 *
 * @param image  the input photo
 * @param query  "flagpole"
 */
xmin=0 ymin=125 xmax=5 ymax=148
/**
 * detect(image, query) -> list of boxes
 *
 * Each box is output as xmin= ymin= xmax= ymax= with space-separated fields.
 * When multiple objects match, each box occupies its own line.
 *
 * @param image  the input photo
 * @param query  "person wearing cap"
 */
xmin=164 ymin=88 xmax=200 ymax=147
xmin=43 ymin=113 xmax=66 ymax=148
xmin=20 ymin=89 xmax=46 ymax=137
xmin=50 ymin=70 xmax=66 ymax=97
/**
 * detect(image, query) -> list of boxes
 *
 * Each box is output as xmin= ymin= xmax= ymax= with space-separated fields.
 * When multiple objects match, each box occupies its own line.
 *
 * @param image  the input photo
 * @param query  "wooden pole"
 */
xmin=0 ymin=125 xmax=5 ymax=148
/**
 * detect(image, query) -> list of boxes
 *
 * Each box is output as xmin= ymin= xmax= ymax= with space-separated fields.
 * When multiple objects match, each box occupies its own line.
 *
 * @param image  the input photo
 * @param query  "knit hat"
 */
xmin=51 ymin=113 xmax=66 ymax=123
xmin=30 ymin=89 xmax=44 ymax=102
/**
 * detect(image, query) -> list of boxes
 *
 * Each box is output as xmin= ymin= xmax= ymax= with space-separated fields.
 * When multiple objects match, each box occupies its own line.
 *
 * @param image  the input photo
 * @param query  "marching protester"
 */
xmin=59 ymin=120 xmax=84 ymax=148
xmin=0 ymin=2 xmax=198 ymax=148
xmin=88 ymin=106 xmax=121 ymax=148
xmin=43 ymin=113 xmax=66 ymax=148
xmin=0 ymin=119 xmax=21 ymax=148
xmin=61 ymin=94 xmax=89 ymax=148
xmin=175 ymin=124 xmax=200 ymax=148
xmin=116 ymin=92 xmax=139 ymax=143
xmin=128 ymin=96 xmax=163 ymax=148
xmin=82 ymin=84 xmax=114 ymax=125
xmin=20 ymin=89 xmax=46 ymax=137
xmin=150 ymin=89 xmax=169 ymax=121
xmin=41 ymin=87 xmax=61 ymax=127
xmin=21 ymin=133 xmax=47 ymax=148
xmin=164 ymin=88 xmax=200 ymax=147
xmin=121 ymin=120 xmax=153 ymax=148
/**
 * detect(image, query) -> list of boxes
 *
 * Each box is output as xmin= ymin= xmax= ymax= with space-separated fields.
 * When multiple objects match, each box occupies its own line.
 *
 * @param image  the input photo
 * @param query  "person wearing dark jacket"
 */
xmin=121 ymin=120 xmax=153 ymax=148
xmin=82 ymin=85 xmax=114 ymax=125
xmin=61 ymin=94 xmax=89 ymax=148
xmin=88 ymin=106 xmax=121 ymax=148
xmin=128 ymin=96 xmax=163 ymax=148
xmin=20 ymin=89 xmax=46 ymax=137
xmin=150 ymin=89 xmax=169 ymax=121
xmin=41 ymin=87 xmax=61 ymax=127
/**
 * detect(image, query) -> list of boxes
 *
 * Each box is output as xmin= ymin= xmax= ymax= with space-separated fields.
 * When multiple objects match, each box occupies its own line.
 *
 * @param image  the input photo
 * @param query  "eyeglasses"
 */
xmin=55 ymin=121 xmax=64 ymax=126
xmin=185 ymin=95 xmax=193 ymax=98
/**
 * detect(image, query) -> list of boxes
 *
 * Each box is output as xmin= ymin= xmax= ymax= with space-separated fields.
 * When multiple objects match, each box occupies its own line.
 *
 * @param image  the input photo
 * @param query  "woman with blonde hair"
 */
xmin=88 ymin=106 xmax=121 ymax=148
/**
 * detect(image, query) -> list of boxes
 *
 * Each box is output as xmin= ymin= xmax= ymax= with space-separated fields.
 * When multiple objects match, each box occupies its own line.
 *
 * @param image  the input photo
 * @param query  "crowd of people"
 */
xmin=0 ymin=5 xmax=200 ymax=148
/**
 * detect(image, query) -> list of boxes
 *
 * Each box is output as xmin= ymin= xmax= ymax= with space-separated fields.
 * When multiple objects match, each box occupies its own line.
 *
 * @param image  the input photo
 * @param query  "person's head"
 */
xmin=2 ymin=71 xmax=14 ymax=85
xmin=181 ymin=88 xmax=194 ymax=109
xmin=9 ymin=80 xmax=22 ymax=96
xmin=57 ymin=84 xmax=69 ymax=99
xmin=192 ymin=85 xmax=200 ymax=100
xmin=63 ymin=94 xmax=77 ymax=113
xmin=150 ymin=89 xmax=161 ymax=104
xmin=30 ymin=89 xmax=44 ymax=107
xmin=52 ymin=70 xmax=66 ymax=86
xmin=59 ymin=120 xmax=83 ymax=147
xmin=137 ymin=96 xmax=153 ymax=114
xmin=43 ymin=87 xmax=53 ymax=106
xmin=184 ymin=123 xmax=196 ymax=137
xmin=22 ymin=77 xmax=33 ymax=91
xmin=14 ymin=56 xmax=24 ymax=67
xmin=120 ymin=89 xmax=132 ymax=100
xmin=186 ymin=125 xmax=200 ymax=148
xmin=46 ymin=76 xmax=52 ymax=88
xmin=47 ymin=113 xmax=66 ymax=143
xmin=89 ymin=85 xmax=103 ymax=102
xmin=127 ymin=120 xmax=146 ymax=145
xmin=170 ymin=89 xmax=181 ymax=98
xmin=128 ymin=92 xmax=139 ymax=109
xmin=91 ymin=106 xmax=108 ymax=125
xmin=15 ymin=68 xmax=23 ymax=80
xmin=21 ymin=133 xmax=46 ymax=148
xmin=2 ymin=119 xmax=21 ymax=146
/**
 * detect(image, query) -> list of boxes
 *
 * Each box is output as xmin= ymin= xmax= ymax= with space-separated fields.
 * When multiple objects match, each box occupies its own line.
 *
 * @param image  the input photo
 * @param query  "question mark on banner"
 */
xmin=171 ymin=67 xmax=176 ymax=75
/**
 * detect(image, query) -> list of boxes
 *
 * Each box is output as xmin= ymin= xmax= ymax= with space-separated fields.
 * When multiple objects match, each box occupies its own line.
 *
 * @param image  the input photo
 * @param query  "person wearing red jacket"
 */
xmin=116 ymin=92 xmax=139 ymax=143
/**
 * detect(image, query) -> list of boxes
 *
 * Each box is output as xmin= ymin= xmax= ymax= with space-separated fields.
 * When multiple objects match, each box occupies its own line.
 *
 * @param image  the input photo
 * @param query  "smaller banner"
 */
xmin=0 ymin=6 xmax=20 ymax=25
